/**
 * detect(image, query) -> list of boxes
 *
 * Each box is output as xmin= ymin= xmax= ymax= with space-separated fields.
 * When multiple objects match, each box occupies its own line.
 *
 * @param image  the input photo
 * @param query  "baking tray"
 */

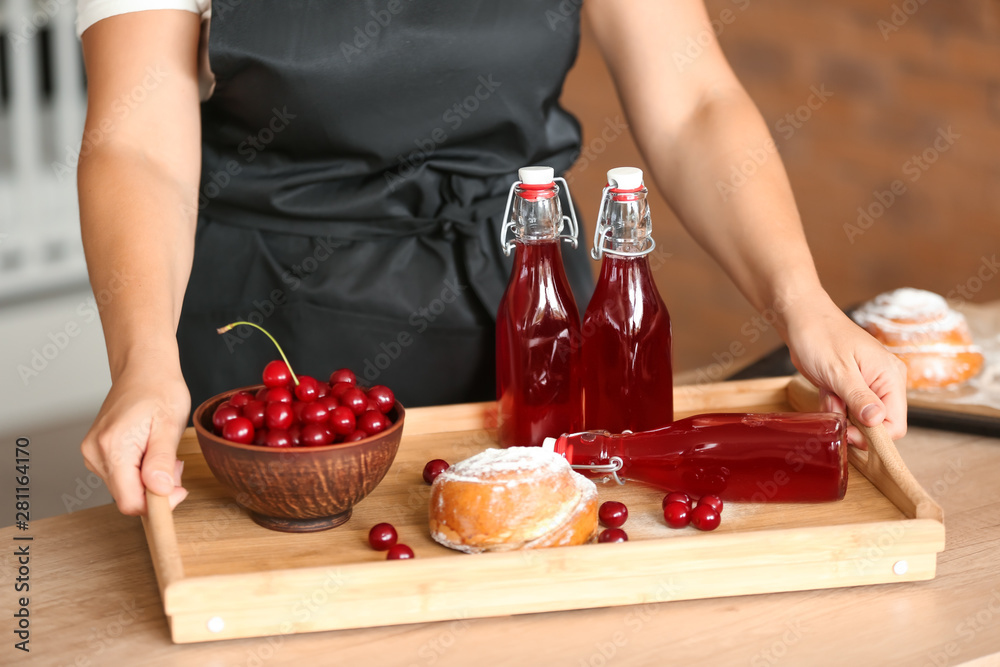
xmin=142 ymin=376 xmax=945 ymax=644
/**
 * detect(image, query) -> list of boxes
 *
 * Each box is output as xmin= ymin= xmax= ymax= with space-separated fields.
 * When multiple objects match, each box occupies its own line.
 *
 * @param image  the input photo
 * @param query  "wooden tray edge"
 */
xmin=162 ymin=517 xmax=944 ymax=614
xmin=163 ymin=545 xmax=941 ymax=643
xmin=786 ymin=374 xmax=945 ymax=524
xmin=141 ymin=491 xmax=186 ymax=598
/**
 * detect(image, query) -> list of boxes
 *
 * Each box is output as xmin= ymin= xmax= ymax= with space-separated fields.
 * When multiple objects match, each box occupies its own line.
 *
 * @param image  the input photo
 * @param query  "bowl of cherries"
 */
xmin=192 ymin=323 xmax=405 ymax=533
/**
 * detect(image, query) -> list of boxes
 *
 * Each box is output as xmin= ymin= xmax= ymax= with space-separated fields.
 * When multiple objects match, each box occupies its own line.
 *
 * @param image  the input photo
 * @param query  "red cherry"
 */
xmin=318 ymin=395 xmax=340 ymax=413
xmin=422 ymin=459 xmax=450 ymax=484
xmin=330 ymin=382 xmax=354 ymax=399
xmin=287 ymin=425 xmax=302 ymax=447
xmin=341 ymin=387 xmax=369 ymax=416
xmin=386 ymin=544 xmax=414 ymax=560
xmin=368 ymin=523 xmax=398 ymax=551
xmin=212 ymin=403 xmax=240 ymax=433
xmin=222 ymin=417 xmax=254 ymax=444
xmin=315 ymin=382 xmax=330 ymax=399
xmin=263 ymin=360 xmax=292 ymax=388
xmin=343 ymin=430 xmax=368 ymax=443
xmin=663 ymin=502 xmax=691 ymax=528
xmin=329 ymin=368 xmax=357 ymax=386
xmin=264 ymin=429 xmax=292 ymax=448
xmin=598 ymin=501 xmax=628 ymax=528
xmin=301 ymin=401 xmax=329 ymax=424
xmin=358 ymin=410 xmax=389 ymax=436
xmin=367 ymin=385 xmax=395 ymax=414
xmin=262 ymin=387 xmax=293 ymax=404
xmin=252 ymin=428 xmax=269 ymax=446
xmin=241 ymin=400 xmax=266 ymax=429
xmin=265 ymin=401 xmax=294 ymax=430
xmin=228 ymin=391 xmax=253 ymax=408
xmin=291 ymin=400 xmax=307 ymax=425
xmin=328 ymin=406 xmax=357 ymax=436
xmin=255 ymin=387 xmax=269 ymax=401
xmin=698 ymin=494 xmax=724 ymax=514
xmin=294 ymin=375 xmax=320 ymax=402
xmin=662 ymin=492 xmax=691 ymax=510
xmin=690 ymin=504 xmax=721 ymax=531
xmin=598 ymin=528 xmax=628 ymax=543
xmin=300 ymin=424 xmax=332 ymax=447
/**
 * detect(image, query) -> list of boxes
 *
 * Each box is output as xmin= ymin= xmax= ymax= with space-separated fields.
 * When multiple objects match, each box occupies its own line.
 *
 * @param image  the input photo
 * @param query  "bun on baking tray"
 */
xmin=852 ymin=288 xmax=984 ymax=389
xmin=429 ymin=447 xmax=598 ymax=554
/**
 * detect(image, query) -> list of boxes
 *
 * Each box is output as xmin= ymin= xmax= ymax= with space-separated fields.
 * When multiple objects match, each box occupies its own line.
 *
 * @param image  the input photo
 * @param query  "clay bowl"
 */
xmin=193 ymin=385 xmax=404 ymax=533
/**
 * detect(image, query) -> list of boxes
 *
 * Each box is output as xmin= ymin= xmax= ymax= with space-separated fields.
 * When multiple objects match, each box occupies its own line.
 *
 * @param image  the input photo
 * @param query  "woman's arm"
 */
xmin=78 ymin=10 xmax=202 ymax=514
xmin=585 ymin=0 xmax=907 ymax=445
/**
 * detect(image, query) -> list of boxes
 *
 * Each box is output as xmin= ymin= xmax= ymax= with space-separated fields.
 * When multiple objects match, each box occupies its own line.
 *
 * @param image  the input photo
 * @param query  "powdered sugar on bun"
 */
xmin=852 ymin=288 xmax=963 ymax=337
xmin=437 ymin=446 xmax=569 ymax=485
xmin=853 ymin=288 xmax=984 ymax=389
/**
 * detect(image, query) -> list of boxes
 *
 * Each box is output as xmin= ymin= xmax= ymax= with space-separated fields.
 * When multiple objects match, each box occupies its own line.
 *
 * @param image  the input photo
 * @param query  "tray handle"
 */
xmin=787 ymin=374 xmax=943 ymax=523
xmin=141 ymin=489 xmax=186 ymax=596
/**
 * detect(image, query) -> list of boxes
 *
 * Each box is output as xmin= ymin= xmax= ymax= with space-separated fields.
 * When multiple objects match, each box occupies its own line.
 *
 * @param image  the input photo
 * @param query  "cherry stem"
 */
xmin=216 ymin=321 xmax=300 ymax=386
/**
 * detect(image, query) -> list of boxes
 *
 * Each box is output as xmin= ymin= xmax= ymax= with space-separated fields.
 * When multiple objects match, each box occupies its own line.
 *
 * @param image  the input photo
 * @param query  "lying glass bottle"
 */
xmin=543 ymin=412 xmax=849 ymax=502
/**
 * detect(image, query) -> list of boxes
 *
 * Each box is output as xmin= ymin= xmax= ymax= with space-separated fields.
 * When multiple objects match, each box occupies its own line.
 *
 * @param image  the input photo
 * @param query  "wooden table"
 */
xmin=3 ymin=410 xmax=1000 ymax=666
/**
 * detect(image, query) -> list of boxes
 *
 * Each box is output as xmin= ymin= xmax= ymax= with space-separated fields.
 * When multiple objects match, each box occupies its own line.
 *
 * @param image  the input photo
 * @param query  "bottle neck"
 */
xmin=596 ymin=187 xmax=653 ymax=257
xmin=512 ymin=184 xmax=563 ymax=243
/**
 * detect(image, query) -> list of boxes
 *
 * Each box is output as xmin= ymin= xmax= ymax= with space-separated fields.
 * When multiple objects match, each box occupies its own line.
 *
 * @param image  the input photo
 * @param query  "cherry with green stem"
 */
xmin=216 ymin=321 xmax=301 ymax=387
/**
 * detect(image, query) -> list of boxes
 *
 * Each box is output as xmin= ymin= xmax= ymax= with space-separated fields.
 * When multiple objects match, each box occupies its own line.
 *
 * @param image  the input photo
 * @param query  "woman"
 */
xmin=77 ymin=0 xmax=907 ymax=516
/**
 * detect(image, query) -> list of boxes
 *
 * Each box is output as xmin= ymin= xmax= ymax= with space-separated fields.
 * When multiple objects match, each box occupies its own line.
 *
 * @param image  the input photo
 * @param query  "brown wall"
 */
xmin=561 ymin=0 xmax=1000 ymax=374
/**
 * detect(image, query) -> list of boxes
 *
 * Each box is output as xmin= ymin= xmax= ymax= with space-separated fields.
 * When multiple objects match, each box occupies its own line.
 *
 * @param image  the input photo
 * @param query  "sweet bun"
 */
xmin=853 ymin=288 xmax=984 ymax=389
xmin=429 ymin=447 xmax=598 ymax=554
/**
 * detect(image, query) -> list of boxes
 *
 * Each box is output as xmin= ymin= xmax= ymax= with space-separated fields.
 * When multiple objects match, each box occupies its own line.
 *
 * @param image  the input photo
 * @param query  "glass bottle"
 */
xmin=543 ymin=412 xmax=848 ymax=502
xmin=583 ymin=167 xmax=673 ymax=432
xmin=496 ymin=166 xmax=584 ymax=447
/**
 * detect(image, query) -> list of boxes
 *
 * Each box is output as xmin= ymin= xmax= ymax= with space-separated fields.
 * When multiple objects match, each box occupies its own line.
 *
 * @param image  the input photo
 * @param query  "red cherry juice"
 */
xmin=497 ymin=240 xmax=584 ymax=446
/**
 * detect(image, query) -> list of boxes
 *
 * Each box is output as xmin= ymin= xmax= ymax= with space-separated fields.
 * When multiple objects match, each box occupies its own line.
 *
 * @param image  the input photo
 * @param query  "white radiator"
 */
xmin=0 ymin=0 xmax=87 ymax=301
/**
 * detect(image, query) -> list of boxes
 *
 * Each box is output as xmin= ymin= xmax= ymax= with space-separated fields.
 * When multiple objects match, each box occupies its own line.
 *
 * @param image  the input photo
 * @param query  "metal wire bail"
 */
xmin=499 ymin=177 xmax=580 ymax=256
xmin=499 ymin=180 xmax=520 ymax=257
xmin=554 ymin=177 xmax=580 ymax=249
xmin=569 ymin=456 xmax=625 ymax=486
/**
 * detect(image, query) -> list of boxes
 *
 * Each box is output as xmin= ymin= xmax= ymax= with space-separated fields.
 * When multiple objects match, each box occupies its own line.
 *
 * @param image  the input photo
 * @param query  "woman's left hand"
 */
xmin=783 ymin=294 xmax=908 ymax=449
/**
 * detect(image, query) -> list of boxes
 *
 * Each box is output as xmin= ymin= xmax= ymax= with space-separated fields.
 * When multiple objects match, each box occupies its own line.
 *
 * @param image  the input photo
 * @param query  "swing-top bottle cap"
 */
xmin=607 ymin=166 xmax=644 ymax=191
xmin=518 ymin=165 xmax=555 ymax=185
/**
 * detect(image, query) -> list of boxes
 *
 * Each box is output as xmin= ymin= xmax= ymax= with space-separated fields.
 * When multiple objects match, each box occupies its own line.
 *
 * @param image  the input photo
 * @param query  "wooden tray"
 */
xmin=143 ymin=376 xmax=945 ymax=644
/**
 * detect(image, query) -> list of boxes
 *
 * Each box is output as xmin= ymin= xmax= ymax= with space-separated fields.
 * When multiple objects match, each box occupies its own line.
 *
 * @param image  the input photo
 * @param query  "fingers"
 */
xmin=869 ymin=358 xmax=908 ymax=442
xmin=169 ymin=486 xmax=189 ymax=510
xmin=815 ymin=367 xmax=883 ymax=449
xmin=84 ymin=421 xmax=150 ymax=516
xmin=819 ymin=388 xmax=845 ymax=415
xmin=833 ymin=353 xmax=908 ymax=448
xmin=845 ymin=424 xmax=867 ymax=451
xmin=141 ymin=412 xmax=187 ymax=497
xmin=837 ymin=365 xmax=886 ymax=426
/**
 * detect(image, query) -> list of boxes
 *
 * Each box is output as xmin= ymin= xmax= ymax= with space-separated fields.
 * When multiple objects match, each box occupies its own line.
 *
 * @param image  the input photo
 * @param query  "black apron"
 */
xmin=178 ymin=0 xmax=594 ymax=409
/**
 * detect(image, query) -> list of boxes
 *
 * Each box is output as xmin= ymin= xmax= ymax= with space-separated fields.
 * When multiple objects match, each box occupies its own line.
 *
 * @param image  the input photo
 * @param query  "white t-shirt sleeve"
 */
xmin=76 ymin=0 xmax=211 ymax=37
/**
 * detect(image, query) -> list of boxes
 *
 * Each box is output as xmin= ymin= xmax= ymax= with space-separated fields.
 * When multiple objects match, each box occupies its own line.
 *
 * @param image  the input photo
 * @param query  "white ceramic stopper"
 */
xmin=607 ymin=166 xmax=643 ymax=190
xmin=519 ymin=165 xmax=555 ymax=185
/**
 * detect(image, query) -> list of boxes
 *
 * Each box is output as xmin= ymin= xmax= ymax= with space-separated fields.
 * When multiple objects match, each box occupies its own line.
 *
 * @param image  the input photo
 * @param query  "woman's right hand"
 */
xmin=81 ymin=355 xmax=191 ymax=516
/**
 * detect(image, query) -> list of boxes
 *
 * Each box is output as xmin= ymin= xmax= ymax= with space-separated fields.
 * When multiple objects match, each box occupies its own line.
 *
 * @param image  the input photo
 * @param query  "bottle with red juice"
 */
xmin=544 ymin=412 xmax=848 ymax=502
xmin=496 ymin=166 xmax=584 ymax=447
xmin=583 ymin=167 xmax=673 ymax=433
